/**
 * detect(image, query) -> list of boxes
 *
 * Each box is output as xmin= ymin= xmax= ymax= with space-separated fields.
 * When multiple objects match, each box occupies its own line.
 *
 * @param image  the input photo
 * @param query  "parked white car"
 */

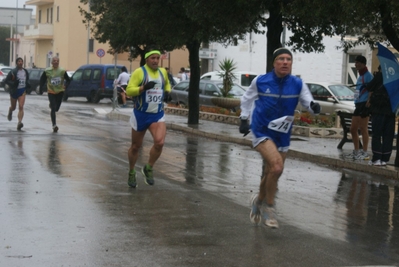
xmin=200 ymin=70 xmax=258 ymax=89
xmin=0 ymin=66 xmax=13 ymax=88
xmin=297 ymin=82 xmax=356 ymax=114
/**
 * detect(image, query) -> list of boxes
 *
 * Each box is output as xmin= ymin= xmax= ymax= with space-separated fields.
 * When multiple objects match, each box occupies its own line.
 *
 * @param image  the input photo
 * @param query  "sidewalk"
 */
xmin=101 ymin=107 xmax=399 ymax=180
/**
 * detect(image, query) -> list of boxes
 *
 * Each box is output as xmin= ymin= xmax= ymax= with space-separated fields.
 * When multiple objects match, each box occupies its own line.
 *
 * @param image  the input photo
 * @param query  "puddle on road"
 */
xmin=280 ymin=166 xmax=399 ymax=258
xmin=333 ymin=169 xmax=399 ymax=254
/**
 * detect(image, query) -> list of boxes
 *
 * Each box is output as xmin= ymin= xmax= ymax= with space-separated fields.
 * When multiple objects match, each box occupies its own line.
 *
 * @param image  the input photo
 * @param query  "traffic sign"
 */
xmin=96 ymin=48 xmax=105 ymax=58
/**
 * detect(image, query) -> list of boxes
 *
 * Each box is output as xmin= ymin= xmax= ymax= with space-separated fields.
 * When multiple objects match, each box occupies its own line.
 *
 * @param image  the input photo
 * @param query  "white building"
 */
xmin=203 ymin=28 xmax=381 ymax=86
xmin=0 ymin=6 xmax=34 ymax=67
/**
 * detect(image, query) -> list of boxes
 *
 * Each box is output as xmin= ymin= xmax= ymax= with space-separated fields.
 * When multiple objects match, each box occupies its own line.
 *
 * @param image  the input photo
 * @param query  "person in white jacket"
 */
xmin=239 ymin=48 xmax=320 ymax=228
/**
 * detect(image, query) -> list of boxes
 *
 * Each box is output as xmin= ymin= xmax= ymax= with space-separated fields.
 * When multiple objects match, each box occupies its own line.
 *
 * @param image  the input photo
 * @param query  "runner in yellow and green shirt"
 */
xmin=40 ymin=57 xmax=70 ymax=133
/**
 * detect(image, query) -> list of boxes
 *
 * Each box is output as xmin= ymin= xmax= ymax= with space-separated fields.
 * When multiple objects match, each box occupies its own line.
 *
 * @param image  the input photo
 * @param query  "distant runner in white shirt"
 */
xmin=115 ymin=66 xmax=130 ymax=107
xmin=179 ymin=67 xmax=188 ymax=81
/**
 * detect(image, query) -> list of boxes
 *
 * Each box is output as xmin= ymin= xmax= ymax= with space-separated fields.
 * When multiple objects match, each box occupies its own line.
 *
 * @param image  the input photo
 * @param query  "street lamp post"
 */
xmin=16 ymin=0 xmax=18 ymax=34
xmin=15 ymin=0 xmax=18 ymax=62
xmin=9 ymin=20 xmax=13 ymax=67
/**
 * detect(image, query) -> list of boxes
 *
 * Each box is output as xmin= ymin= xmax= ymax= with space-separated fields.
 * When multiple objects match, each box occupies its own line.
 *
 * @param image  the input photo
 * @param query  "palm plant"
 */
xmin=217 ymin=58 xmax=237 ymax=97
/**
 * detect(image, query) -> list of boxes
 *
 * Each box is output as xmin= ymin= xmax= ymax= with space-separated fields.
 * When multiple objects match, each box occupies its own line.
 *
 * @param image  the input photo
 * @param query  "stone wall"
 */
xmin=164 ymin=107 xmax=344 ymax=139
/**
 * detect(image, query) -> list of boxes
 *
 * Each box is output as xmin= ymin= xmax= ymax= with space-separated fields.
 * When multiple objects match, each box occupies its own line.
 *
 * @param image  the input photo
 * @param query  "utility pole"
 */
xmin=15 ymin=0 xmax=19 ymax=60
xmin=87 ymin=1 xmax=90 ymax=64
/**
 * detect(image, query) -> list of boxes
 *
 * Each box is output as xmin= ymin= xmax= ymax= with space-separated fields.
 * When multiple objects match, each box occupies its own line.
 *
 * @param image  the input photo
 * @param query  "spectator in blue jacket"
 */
xmin=348 ymin=55 xmax=373 ymax=160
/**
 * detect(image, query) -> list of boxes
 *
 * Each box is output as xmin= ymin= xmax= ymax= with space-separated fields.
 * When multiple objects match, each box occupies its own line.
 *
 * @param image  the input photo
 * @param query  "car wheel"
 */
xmin=90 ymin=91 xmax=100 ymax=104
xmin=35 ymin=85 xmax=43 ymax=95
xmin=62 ymin=93 xmax=68 ymax=102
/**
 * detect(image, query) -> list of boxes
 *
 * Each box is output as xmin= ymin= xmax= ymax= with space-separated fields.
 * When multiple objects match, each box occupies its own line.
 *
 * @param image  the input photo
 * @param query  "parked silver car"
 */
xmin=297 ymin=82 xmax=356 ymax=114
xmin=170 ymin=80 xmax=246 ymax=108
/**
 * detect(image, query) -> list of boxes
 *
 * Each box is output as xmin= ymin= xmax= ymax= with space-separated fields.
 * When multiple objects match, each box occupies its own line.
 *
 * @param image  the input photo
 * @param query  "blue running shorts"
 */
xmin=252 ymin=127 xmax=290 ymax=152
xmin=10 ymin=88 xmax=26 ymax=99
xmin=130 ymin=109 xmax=165 ymax=131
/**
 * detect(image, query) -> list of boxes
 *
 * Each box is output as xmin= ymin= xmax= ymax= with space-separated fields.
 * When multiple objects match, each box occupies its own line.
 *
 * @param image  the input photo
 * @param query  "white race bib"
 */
xmin=268 ymin=116 xmax=294 ymax=133
xmin=51 ymin=77 xmax=62 ymax=86
xmin=145 ymin=84 xmax=163 ymax=104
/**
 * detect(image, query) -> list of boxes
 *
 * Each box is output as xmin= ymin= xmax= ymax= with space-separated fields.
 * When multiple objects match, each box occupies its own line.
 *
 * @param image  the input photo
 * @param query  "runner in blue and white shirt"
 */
xmin=239 ymin=48 xmax=320 ymax=229
xmin=4 ymin=57 xmax=30 ymax=131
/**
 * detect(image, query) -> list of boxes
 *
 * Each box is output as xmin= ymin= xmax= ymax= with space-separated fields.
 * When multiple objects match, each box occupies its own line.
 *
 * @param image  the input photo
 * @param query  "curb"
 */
xmin=106 ymin=110 xmax=399 ymax=180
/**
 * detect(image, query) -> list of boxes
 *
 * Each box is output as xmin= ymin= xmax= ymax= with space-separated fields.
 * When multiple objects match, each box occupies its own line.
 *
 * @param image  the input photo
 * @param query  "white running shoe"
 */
xmin=353 ymin=150 xmax=369 ymax=160
xmin=360 ymin=151 xmax=369 ymax=160
xmin=368 ymin=159 xmax=381 ymax=166
xmin=261 ymin=205 xmax=279 ymax=228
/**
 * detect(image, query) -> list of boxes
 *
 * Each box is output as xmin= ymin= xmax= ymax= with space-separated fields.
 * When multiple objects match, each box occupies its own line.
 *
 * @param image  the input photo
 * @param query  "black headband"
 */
xmin=272 ymin=48 xmax=293 ymax=62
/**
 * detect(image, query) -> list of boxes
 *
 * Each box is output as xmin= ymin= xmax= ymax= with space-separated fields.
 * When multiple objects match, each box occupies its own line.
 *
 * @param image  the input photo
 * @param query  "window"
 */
xmin=329 ymin=85 xmax=355 ymax=101
xmin=83 ymin=69 xmax=92 ymax=81
xmin=57 ymin=6 xmax=59 ymax=22
xmin=47 ymin=8 xmax=49 ymax=23
xmin=72 ymin=70 xmax=83 ymax=82
xmin=106 ymin=67 xmax=121 ymax=80
xmin=50 ymin=7 xmax=53 ymax=23
xmin=204 ymin=83 xmax=218 ymax=96
xmin=173 ymin=81 xmax=189 ymax=91
xmin=240 ymin=74 xmax=257 ymax=87
xmin=309 ymin=84 xmax=331 ymax=101
xmin=38 ymin=10 xmax=42 ymax=23
xmin=29 ymin=70 xmax=39 ymax=79
xmin=229 ymin=84 xmax=245 ymax=96
xmin=89 ymin=39 xmax=94 ymax=53
xmin=93 ymin=70 xmax=101 ymax=81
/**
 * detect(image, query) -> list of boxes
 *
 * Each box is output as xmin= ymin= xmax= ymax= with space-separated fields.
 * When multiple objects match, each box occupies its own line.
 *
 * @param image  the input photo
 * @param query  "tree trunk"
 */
xmin=379 ymin=1 xmax=399 ymax=52
xmin=139 ymin=49 xmax=146 ymax=67
xmin=186 ymin=40 xmax=201 ymax=125
xmin=266 ymin=5 xmax=283 ymax=72
xmin=395 ymin=122 xmax=399 ymax=167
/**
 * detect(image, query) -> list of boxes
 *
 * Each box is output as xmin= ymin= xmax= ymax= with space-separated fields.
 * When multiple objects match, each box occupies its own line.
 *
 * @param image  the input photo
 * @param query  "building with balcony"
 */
xmin=20 ymin=0 xmax=188 ymax=75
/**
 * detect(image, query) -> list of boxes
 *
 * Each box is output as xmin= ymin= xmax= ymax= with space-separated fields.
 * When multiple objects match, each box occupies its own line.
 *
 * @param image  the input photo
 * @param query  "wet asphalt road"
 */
xmin=1 ymin=92 xmax=399 ymax=267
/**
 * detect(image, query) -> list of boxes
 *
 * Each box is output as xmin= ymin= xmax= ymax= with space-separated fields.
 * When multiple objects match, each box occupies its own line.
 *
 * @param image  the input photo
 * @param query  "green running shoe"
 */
xmin=141 ymin=164 xmax=154 ymax=185
xmin=128 ymin=170 xmax=137 ymax=188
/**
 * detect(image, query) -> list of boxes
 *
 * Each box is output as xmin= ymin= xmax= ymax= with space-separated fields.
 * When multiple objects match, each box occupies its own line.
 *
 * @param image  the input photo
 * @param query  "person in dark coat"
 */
xmin=366 ymin=65 xmax=396 ymax=166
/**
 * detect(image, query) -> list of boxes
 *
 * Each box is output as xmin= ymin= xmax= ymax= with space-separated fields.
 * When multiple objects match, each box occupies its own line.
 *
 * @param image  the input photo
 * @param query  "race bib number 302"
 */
xmin=268 ymin=116 xmax=294 ymax=133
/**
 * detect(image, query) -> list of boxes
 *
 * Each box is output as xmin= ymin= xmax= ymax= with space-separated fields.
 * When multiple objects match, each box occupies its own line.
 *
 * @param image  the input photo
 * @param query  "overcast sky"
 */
xmin=0 ymin=0 xmax=36 ymax=12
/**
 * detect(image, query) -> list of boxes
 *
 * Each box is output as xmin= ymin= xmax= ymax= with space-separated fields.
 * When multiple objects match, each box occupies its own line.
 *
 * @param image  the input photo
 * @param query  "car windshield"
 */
xmin=240 ymin=74 xmax=257 ymax=87
xmin=216 ymin=83 xmax=246 ymax=96
xmin=328 ymin=85 xmax=355 ymax=101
